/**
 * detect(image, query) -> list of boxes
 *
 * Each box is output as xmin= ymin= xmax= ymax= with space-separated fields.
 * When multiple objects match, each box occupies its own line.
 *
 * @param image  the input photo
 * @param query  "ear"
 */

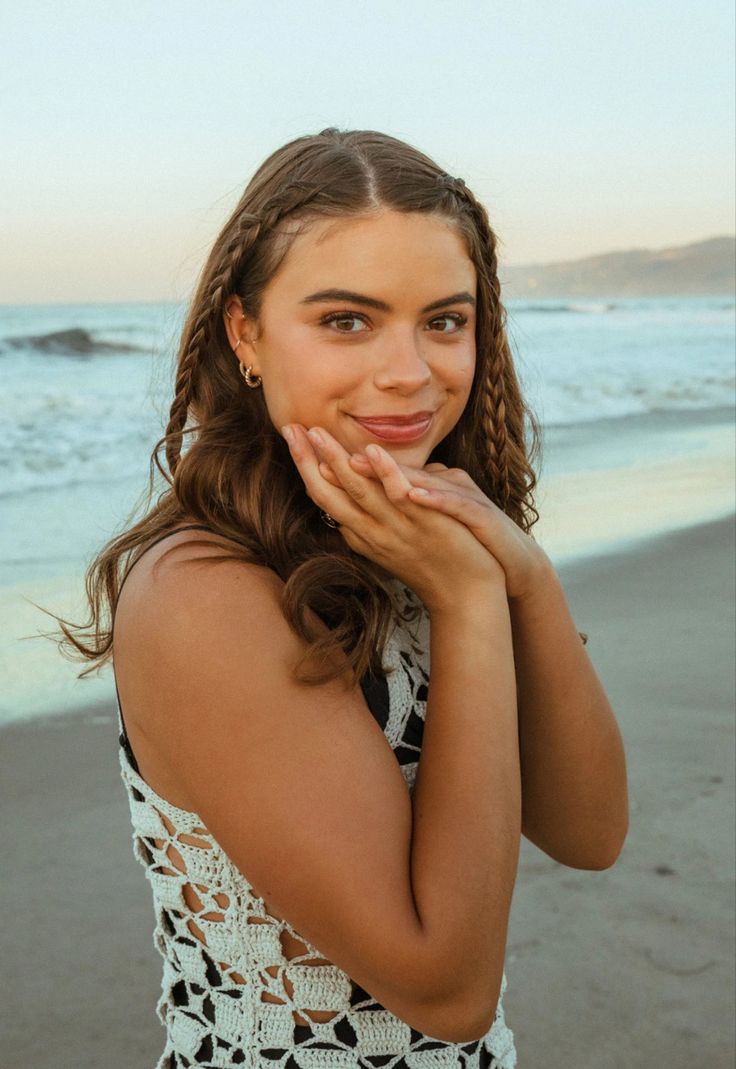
xmin=223 ymin=296 xmax=259 ymax=364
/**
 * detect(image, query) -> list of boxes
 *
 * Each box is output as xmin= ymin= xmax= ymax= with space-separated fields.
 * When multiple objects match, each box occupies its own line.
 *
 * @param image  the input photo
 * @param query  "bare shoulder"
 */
xmin=116 ymin=525 xmax=335 ymax=707
xmin=113 ymin=525 xmax=290 ymax=803
xmin=112 ymin=522 xmax=482 ymax=1035
xmin=113 ymin=522 xmax=371 ymax=819
xmin=115 ymin=524 xmax=285 ymax=639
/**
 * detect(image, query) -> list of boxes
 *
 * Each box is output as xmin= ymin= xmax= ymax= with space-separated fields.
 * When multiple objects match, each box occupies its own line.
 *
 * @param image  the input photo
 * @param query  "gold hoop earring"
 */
xmin=238 ymin=362 xmax=262 ymax=389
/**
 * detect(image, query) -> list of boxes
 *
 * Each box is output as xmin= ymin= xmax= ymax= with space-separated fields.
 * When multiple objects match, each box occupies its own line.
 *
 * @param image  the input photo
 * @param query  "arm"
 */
xmin=509 ymin=560 xmax=629 ymax=869
xmin=412 ymin=585 xmax=521 ymax=1035
xmin=123 ymin=547 xmax=519 ymax=1044
xmin=336 ymin=453 xmax=628 ymax=870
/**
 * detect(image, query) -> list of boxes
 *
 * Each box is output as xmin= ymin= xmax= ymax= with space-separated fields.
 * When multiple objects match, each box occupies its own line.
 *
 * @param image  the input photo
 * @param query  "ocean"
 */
xmin=1 ymin=296 xmax=734 ymax=725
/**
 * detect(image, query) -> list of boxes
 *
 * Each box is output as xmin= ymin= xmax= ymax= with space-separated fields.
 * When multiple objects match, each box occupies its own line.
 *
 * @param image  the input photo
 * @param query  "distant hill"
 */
xmin=500 ymin=235 xmax=735 ymax=297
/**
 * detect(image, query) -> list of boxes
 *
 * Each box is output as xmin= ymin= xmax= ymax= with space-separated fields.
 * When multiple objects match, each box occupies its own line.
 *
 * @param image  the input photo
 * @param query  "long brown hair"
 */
xmin=51 ymin=127 xmax=549 ymax=685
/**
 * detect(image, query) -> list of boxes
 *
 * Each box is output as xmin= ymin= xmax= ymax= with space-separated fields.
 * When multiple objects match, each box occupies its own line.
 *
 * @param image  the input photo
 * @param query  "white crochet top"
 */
xmin=115 ymin=575 xmax=517 ymax=1068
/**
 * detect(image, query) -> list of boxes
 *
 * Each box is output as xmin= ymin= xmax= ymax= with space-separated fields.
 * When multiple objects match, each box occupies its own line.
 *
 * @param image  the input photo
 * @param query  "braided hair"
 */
xmin=51 ymin=127 xmax=586 ymax=685
xmin=162 ymin=181 xmax=326 ymax=479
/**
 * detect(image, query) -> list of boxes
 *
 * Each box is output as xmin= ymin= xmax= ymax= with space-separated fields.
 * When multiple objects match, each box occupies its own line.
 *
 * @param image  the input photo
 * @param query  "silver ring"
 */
xmin=319 ymin=510 xmax=340 ymax=528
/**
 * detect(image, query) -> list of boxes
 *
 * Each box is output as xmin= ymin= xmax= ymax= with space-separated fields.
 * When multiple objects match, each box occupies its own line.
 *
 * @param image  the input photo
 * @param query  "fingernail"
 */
xmin=307 ymin=428 xmax=324 ymax=447
xmin=281 ymin=425 xmax=295 ymax=446
xmin=365 ymin=444 xmax=381 ymax=460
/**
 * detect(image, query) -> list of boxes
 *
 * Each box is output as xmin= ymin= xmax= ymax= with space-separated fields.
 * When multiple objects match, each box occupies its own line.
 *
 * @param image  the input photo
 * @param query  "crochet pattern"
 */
xmin=117 ymin=580 xmax=516 ymax=1068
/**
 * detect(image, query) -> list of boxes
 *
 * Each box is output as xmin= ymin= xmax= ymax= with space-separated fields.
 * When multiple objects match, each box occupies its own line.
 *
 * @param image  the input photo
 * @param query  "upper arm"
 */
xmin=114 ymin=543 xmax=480 ymax=1039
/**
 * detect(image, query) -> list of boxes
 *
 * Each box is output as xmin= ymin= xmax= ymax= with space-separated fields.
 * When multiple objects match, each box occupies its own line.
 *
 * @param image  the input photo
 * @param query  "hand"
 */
xmin=281 ymin=423 xmax=506 ymax=613
xmin=317 ymin=450 xmax=552 ymax=601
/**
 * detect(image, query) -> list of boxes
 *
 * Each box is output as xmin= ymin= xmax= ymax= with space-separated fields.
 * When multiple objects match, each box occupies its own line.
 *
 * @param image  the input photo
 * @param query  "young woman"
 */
xmin=59 ymin=127 xmax=628 ymax=1068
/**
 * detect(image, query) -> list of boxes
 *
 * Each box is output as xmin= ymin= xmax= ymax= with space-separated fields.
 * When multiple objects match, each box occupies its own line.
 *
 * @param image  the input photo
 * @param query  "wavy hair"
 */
xmin=50 ymin=126 xmax=568 ymax=687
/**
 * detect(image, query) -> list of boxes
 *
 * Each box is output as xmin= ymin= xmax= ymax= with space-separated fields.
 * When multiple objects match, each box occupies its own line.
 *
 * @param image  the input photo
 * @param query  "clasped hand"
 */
xmin=283 ymin=423 xmax=552 ymax=601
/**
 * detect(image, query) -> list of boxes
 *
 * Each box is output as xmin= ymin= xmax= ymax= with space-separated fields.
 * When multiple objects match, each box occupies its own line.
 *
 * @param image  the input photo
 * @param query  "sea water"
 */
xmin=0 ymin=296 xmax=733 ymax=724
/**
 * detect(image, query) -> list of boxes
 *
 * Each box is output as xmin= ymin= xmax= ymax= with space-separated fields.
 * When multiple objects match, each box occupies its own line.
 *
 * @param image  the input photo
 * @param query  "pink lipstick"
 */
xmin=351 ymin=413 xmax=434 ymax=442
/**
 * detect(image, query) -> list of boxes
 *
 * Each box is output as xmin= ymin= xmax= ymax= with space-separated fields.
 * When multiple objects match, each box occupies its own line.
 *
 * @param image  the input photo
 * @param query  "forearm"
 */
xmin=509 ymin=561 xmax=629 ymax=869
xmin=410 ymin=587 xmax=521 ymax=1015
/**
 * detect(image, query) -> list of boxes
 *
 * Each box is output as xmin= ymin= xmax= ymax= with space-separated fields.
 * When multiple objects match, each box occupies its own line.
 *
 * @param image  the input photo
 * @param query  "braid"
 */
xmin=438 ymin=177 xmax=587 ymax=640
xmin=475 ymin=221 xmax=511 ymax=513
xmin=164 ymin=347 xmax=197 ymax=477
xmin=164 ymin=180 xmax=325 ymax=477
xmin=443 ymin=180 xmax=511 ymax=511
xmin=164 ymin=210 xmax=261 ymax=477
xmin=437 ymin=174 xmax=540 ymax=532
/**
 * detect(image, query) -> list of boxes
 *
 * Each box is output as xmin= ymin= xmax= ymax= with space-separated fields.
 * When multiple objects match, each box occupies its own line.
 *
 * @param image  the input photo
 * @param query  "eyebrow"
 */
xmin=300 ymin=288 xmax=476 ymax=315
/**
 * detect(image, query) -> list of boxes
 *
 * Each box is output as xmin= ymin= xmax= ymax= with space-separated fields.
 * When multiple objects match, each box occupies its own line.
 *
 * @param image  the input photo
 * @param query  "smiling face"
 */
xmin=225 ymin=209 xmax=477 ymax=466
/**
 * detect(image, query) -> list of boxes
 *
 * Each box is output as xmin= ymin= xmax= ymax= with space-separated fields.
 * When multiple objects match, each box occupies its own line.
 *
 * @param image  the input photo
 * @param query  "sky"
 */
xmin=2 ymin=0 xmax=734 ymax=304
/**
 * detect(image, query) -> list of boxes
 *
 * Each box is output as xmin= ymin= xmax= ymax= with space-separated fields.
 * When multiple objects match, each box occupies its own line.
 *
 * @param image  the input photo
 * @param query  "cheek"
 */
xmin=438 ymin=348 xmax=476 ymax=397
xmin=267 ymin=350 xmax=355 ymax=425
xmin=295 ymin=358 xmax=355 ymax=408
xmin=438 ymin=353 xmax=476 ymax=428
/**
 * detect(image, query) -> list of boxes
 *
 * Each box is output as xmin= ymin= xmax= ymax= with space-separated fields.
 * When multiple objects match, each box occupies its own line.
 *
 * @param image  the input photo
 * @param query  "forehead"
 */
xmin=269 ymin=210 xmax=476 ymax=302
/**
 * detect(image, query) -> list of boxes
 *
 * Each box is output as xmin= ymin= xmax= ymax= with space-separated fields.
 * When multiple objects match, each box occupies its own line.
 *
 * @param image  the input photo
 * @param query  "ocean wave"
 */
xmin=510 ymin=301 xmax=618 ymax=314
xmin=0 ymin=328 xmax=144 ymax=356
xmin=1 ymin=297 xmax=732 ymax=498
xmin=0 ymin=440 xmax=157 ymax=499
xmin=2 ymin=391 xmax=733 ymax=500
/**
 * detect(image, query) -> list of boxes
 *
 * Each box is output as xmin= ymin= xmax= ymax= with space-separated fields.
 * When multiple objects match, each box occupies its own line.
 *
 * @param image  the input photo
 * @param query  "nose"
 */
xmin=373 ymin=328 xmax=432 ymax=391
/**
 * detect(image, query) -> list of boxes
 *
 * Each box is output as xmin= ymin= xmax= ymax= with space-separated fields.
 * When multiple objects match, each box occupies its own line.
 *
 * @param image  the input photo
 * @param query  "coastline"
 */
xmin=2 ymin=403 xmax=734 ymax=729
xmin=2 ymin=512 xmax=734 ymax=1066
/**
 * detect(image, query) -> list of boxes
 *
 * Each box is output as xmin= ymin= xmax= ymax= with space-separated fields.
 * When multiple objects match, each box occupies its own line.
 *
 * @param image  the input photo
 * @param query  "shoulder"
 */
xmin=116 ymin=524 xmax=283 ymax=633
xmin=112 ymin=522 xmax=348 ymax=809
xmin=113 ymin=522 xmax=347 ymax=718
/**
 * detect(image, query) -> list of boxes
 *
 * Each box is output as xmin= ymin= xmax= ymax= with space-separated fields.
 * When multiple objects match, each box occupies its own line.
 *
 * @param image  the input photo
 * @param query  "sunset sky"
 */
xmin=2 ymin=0 xmax=734 ymax=304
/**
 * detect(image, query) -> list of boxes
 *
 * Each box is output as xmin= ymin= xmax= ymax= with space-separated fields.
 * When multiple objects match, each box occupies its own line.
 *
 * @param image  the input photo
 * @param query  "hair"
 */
xmin=48 ymin=126 xmax=580 ymax=689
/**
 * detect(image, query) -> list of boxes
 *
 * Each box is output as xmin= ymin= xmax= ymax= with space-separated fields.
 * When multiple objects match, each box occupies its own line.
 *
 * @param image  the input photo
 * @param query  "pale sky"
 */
xmin=2 ymin=0 xmax=734 ymax=304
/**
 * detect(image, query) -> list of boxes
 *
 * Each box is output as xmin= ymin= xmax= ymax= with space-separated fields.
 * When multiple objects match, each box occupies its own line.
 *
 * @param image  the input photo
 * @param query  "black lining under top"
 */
xmin=114 ymin=524 xmax=390 ymax=776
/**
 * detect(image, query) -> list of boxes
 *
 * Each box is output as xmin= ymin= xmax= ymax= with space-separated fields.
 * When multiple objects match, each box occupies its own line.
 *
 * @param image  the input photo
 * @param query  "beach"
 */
xmin=2 ymin=296 xmax=734 ymax=727
xmin=2 ymin=0 xmax=734 ymax=1057
xmin=2 ymin=512 xmax=734 ymax=1067
xmin=1 ymin=295 xmax=734 ymax=1065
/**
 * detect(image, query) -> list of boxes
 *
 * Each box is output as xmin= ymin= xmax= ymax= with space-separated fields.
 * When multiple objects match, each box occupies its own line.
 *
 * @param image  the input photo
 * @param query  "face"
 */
xmin=225 ymin=209 xmax=477 ymax=467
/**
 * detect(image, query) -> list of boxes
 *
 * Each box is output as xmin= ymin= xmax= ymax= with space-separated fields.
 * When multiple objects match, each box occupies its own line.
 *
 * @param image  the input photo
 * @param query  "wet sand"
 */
xmin=1 ymin=514 xmax=734 ymax=1067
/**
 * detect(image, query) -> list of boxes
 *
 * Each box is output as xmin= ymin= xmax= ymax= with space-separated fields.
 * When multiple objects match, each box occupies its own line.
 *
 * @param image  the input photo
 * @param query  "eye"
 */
xmin=320 ymin=311 xmax=369 ymax=333
xmin=428 ymin=313 xmax=468 ymax=333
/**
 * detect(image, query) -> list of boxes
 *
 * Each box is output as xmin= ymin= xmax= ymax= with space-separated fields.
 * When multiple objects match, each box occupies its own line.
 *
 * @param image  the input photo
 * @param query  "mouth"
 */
xmin=350 ymin=412 xmax=435 ymax=443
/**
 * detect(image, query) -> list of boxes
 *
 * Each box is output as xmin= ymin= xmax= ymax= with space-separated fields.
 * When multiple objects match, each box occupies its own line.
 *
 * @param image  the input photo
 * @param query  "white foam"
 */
xmin=2 ymin=423 xmax=733 ymax=728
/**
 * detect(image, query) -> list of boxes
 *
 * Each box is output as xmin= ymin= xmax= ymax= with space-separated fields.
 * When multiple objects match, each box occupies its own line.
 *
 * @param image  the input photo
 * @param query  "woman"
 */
xmin=58 ymin=127 xmax=628 ymax=1067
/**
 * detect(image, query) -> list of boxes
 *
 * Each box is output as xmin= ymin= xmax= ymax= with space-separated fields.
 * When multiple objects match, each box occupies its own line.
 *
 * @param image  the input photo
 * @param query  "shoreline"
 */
xmin=2 ymin=400 xmax=734 ymax=730
xmin=2 ymin=512 xmax=734 ymax=1065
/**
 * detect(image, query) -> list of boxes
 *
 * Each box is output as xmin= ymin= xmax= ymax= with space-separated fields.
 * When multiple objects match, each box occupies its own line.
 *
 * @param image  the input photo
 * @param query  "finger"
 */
xmin=351 ymin=456 xmax=450 ymax=480
xmin=328 ymin=455 xmax=404 ymax=486
xmin=348 ymin=453 xmax=376 ymax=473
xmin=350 ymin=454 xmax=479 ymax=499
xmin=304 ymin=426 xmax=401 ymax=515
xmin=284 ymin=425 xmax=371 ymax=527
xmin=407 ymin=485 xmax=498 ymax=546
xmin=318 ymin=461 xmax=344 ymax=486
xmin=349 ymin=453 xmax=440 ymax=483
xmin=362 ymin=443 xmax=416 ymax=504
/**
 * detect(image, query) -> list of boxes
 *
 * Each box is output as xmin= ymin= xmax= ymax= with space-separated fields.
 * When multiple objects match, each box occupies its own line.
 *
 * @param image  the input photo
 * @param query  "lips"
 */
xmin=354 ymin=411 xmax=435 ymax=425
xmin=351 ymin=413 xmax=434 ymax=443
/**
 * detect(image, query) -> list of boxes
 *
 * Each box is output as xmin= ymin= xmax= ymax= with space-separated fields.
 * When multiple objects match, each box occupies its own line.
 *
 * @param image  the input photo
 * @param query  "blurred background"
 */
xmin=1 ymin=2 xmax=734 ymax=1066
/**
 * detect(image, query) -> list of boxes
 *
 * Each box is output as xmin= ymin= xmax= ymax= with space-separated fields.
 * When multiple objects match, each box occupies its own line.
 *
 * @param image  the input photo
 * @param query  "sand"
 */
xmin=1 ymin=514 xmax=734 ymax=1067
